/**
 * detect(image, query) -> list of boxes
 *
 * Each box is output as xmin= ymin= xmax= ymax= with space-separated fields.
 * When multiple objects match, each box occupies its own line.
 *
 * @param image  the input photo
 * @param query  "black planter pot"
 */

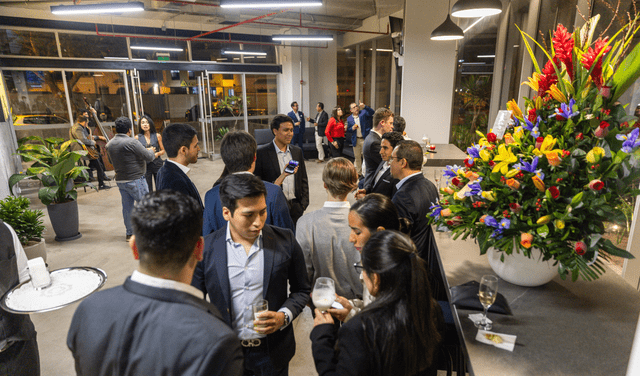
xmin=47 ymin=200 xmax=82 ymax=241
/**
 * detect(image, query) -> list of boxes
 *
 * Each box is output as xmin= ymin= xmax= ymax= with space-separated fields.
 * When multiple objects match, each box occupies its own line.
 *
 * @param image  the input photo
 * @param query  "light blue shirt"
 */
xmin=273 ymin=140 xmax=296 ymax=201
xmin=395 ymin=171 xmax=422 ymax=190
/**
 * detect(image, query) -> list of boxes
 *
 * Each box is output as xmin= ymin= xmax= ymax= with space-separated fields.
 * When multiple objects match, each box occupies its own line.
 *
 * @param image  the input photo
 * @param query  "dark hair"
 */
xmin=381 ymin=131 xmax=405 ymax=149
xmin=350 ymin=193 xmax=411 ymax=233
xmin=317 ymin=102 xmax=324 ymax=110
xmin=372 ymin=108 xmax=394 ymax=130
xmin=322 ymin=157 xmax=358 ymax=197
xmin=393 ymin=116 xmax=406 ymax=133
xmin=331 ymin=106 xmax=343 ymax=122
xmin=360 ymin=231 xmax=441 ymax=375
xmin=137 ymin=115 xmax=156 ymax=135
xmin=131 ymin=190 xmax=202 ymax=274
xmin=395 ymin=140 xmax=423 ymax=170
xmin=290 ymin=101 xmax=298 ymax=108
xmin=220 ymin=131 xmax=257 ymax=174
xmin=270 ymin=114 xmax=293 ymax=132
xmin=115 ymin=116 xmax=132 ymax=134
xmin=162 ymin=123 xmax=197 ymax=158
xmin=219 ymin=173 xmax=267 ymax=215
xmin=76 ymin=114 xmax=88 ymax=124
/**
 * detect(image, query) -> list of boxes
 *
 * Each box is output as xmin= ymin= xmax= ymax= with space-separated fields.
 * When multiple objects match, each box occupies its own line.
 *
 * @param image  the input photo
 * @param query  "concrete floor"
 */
xmin=25 ymin=155 xmax=453 ymax=376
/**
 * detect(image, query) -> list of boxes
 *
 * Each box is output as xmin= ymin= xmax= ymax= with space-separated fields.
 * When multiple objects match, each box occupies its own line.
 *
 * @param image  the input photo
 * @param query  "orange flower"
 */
xmin=503 ymin=133 xmax=516 ymax=145
xmin=443 ymin=187 xmax=455 ymax=195
xmin=546 ymin=151 xmax=562 ymax=167
xmin=479 ymin=215 xmax=488 ymax=223
xmin=520 ymin=233 xmax=533 ymax=249
xmin=465 ymin=171 xmax=480 ymax=181
xmin=532 ymin=175 xmax=545 ymax=192
xmin=441 ymin=208 xmax=452 ymax=217
xmin=506 ymin=178 xmax=521 ymax=190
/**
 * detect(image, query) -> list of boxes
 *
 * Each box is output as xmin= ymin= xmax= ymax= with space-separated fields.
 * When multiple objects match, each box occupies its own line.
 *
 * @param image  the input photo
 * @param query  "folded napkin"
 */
xmin=475 ymin=329 xmax=516 ymax=351
xmin=468 ymin=313 xmax=492 ymax=326
xmin=450 ymin=280 xmax=512 ymax=315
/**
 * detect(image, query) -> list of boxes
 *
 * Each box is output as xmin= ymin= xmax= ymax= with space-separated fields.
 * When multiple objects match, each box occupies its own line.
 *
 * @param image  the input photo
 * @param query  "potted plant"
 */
xmin=9 ymin=136 xmax=95 ymax=241
xmin=428 ymin=14 xmax=640 ymax=284
xmin=0 ymin=195 xmax=46 ymax=261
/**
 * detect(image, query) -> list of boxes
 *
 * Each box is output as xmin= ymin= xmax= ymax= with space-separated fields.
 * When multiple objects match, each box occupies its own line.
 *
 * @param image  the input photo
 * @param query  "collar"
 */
xmin=131 ymin=270 xmax=204 ymax=299
xmin=167 ymin=159 xmax=191 ymax=175
xmin=371 ymin=129 xmax=382 ymax=138
xmin=396 ymin=171 xmax=422 ymax=190
xmin=272 ymin=139 xmax=289 ymax=154
xmin=225 ymin=223 xmax=262 ymax=247
xmin=323 ymin=201 xmax=351 ymax=208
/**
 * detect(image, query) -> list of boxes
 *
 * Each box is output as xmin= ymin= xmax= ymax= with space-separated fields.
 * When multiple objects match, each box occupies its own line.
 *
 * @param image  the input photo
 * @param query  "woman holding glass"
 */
xmin=325 ymin=106 xmax=346 ymax=158
xmin=135 ymin=115 xmax=165 ymax=191
xmin=311 ymin=230 xmax=441 ymax=376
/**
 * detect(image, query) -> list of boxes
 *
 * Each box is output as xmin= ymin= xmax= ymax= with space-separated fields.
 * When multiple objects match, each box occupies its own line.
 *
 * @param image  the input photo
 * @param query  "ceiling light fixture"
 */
xmin=130 ymin=46 xmax=183 ymax=52
xmin=223 ymin=50 xmax=268 ymax=56
xmin=477 ymin=54 xmax=495 ymax=58
xmin=220 ymin=0 xmax=322 ymax=8
xmin=451 ymin=0 xmax=502 ymax=18
xmin=272 ymin=35 xmax=333 ymax=41
xmin=431 ymin=0 xmax=464 ymax=41
xmin=51 ymin=1 xmax=144 ymax=15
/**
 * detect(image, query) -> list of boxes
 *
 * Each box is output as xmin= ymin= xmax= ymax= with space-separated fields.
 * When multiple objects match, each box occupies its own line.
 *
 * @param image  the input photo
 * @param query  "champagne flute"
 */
xmin=433 ymin=168 xmax=443 ymax=190
xmin=312 ymin=277 xmax=336 ymax=312
xmin=476 ymin=275 xmax=498 ymax=330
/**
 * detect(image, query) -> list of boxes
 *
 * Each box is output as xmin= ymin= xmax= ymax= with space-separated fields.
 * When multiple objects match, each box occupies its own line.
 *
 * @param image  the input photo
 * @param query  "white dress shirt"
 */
xmin=130 ymin=270 xmax=204 ymax=299
xmin=273 ymin=140 xmax=296 ymax=201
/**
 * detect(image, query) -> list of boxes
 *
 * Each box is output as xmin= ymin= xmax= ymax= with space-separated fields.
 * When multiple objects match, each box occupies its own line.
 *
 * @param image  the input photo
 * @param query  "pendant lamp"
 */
xmin=451 ymin=0 xmax=502 ymax=18
xmin=430 ymin=0 xmax=464 ymax=41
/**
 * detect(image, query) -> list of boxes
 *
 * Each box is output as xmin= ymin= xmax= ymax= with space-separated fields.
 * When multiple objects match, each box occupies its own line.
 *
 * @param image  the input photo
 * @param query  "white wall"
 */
xmin=308 ymin=43 xmax=337 ymax=113
xmin=400 ymin=0 xmax=457 ymax=143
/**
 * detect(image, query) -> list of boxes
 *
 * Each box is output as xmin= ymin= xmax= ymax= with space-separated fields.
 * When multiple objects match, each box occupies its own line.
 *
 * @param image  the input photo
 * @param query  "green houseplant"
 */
xmin=0 ymin=195 xmax=47 ymax=260
xmin=9 ymin=136 xmax=94 ymax=241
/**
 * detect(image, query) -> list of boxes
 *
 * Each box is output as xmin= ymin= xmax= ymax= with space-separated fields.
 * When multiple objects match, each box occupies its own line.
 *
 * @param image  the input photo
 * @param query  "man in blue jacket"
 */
xmin=346 ymin=101 xmax=375 ymax=177
xmin=287 ymin=101 xmax=305 ymax=153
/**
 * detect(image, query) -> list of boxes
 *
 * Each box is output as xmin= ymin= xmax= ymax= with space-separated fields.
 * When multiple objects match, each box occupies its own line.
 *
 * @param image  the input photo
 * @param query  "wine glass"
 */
xmin=433 ymin=168 xmax=443 ymax=190
xmin=312 ymin=277 xmax=336 ymax=312
xmin=476 ymin=275 xmax=499 ymax=330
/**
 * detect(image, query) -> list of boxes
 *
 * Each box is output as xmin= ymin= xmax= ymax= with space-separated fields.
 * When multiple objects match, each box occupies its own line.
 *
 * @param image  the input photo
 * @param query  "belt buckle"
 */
xmin=241 ymin=339 xmax=261 ymax=347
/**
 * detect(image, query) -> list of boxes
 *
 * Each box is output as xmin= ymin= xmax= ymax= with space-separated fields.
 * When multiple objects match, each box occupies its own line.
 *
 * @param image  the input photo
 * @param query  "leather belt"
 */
xmin=241 ymin=339 xmax=262 ymax=347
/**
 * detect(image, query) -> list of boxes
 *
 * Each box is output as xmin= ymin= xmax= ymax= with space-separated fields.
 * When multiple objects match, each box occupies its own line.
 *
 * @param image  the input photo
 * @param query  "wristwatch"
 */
xmin=283 ymin=312 xmax=291 ymax=327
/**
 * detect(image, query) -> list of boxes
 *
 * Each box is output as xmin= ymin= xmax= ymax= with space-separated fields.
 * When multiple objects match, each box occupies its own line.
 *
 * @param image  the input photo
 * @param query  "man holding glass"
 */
xmin=192 ymin=173 xmax=310 ymax=376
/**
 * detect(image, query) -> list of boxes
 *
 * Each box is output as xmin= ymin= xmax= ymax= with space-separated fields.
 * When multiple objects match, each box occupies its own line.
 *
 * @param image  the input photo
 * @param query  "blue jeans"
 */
xmin=116 ymin=177 xmax=149 ymax=236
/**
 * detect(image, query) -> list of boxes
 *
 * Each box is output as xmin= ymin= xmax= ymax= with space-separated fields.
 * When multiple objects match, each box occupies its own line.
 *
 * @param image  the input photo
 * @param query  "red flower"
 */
xmin=555 ymin=109 xmax=565 ymax=121
xmin=528 ymin=109 xmax=537 ymax=123
xmin=595 ymin=125 xmax=609 ymax=138
xmin=599 ymin=121 xmax=610 ymax=129
xmin=488 ymin=160 xmax=495 ymax=167
xmin=553 ymin=25 xmax=575 ymax=80
xmin=451 ymin=177 xmax=463 ymax=188
xmin=509 ymin=203 xmax=522 ymax=214
xmin=548 ymin=186 xmax=560 ymax=199
xmin=581 ymin=37 xmax=611 ymax=88
xmin=575 ymin=241 xmax=587 ymax=256
xmin=538 ymin=59 xmax=559 ymax=95
xmin=589 ymin=179 xmax=604 ymax=191
xmin=601 ymin=109 xmax=611 ymax=116
xmin=464 ymin=158 xmax=474 ymax=168
xmin=562 ymin=150 xmax=570 ymax=157
xmin=576 ymin=133 xmax=584 ymax=140
xmin=487 ymin=133 xmax=497 ymax=142
xmin=535 ymin=137 xmax=544 ymax=149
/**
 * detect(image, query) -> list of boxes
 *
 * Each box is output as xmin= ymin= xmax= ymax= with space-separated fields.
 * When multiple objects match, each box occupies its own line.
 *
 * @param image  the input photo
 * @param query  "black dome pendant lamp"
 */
xmin=431 ymin=0 xmax=464 ymax=41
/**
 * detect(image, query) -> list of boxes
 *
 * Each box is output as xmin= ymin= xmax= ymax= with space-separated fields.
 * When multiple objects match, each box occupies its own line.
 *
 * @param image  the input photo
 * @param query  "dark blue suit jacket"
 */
xmin=346 ymin=106 xmax=375 ymax=146
xmin=192 ymin=225 xmax=311 ymax=370
xmin=68 ymin=278 xmax=243 ymax=376
xmin=156 ymin=161 xmax=204 ymax=210
xmin=287 ymin=110 xmax=306 ymax=135
xmin=202 ymin=179 xmax=293 ymax=235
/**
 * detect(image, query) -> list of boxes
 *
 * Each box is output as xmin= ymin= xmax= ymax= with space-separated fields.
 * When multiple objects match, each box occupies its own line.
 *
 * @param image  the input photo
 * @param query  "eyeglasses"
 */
xmin=353 ymin=262 xmax=364 ymax=274
xmin=390 ymin=156 xmax=404 ymax=162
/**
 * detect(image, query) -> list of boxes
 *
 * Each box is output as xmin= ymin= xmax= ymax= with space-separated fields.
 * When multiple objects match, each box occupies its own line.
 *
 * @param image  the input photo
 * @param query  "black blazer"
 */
xmin=254 ymin=142 xmax=310 ymax=211
xmin=392 ymin=174 xmax=439 ymax=260
xmin=192 ymin=225 xmax=311 ymax=370
xmin=309 ymin=110 xmax=329 ymax=137
xmin=362 ymin=161 xmax=398 ymax=198
xmin=362 ymin=132 xmax=382 ymax=179
xmin=156 ymin=161 xmax=204 ymax=210
xmin=67 ymin=278 xmax=244 ymax=376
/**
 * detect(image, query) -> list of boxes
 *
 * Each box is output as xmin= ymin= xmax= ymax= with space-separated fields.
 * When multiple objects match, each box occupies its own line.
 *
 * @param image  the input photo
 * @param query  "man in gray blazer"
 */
xmin=67 ymin=191 xmax=243 ymax=376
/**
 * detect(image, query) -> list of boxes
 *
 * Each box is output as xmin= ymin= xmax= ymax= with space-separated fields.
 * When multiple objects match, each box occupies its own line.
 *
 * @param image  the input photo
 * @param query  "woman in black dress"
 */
xmin=135 ymin=115 xmax=165 ymax=191
xmin=311 ymin=230 xmax=441 ymax=376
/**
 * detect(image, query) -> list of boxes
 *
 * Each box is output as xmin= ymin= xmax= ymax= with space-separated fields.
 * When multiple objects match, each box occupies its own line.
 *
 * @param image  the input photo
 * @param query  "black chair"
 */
xmin=254 ymin=128 xmax=274 ymax=146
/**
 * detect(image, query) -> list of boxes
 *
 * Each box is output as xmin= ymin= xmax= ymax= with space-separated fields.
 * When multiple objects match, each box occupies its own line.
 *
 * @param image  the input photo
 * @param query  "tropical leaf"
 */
xmin=611 ymin=41 xmax=640 ymax=102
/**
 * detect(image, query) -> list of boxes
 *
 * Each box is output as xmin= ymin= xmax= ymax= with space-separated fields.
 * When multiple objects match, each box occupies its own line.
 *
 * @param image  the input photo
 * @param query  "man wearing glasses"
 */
xmin=346 ymin=101 xmax=375 ymax=177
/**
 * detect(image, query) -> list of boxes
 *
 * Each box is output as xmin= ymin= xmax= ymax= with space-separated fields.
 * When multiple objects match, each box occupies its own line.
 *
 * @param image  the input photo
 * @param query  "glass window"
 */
xmin=239 ymin=44 xmax=277 ymax=64
xmin=191 ymin=41 xmax=242 ymax=63
xmin=59 ymin=33 xmax=128 ymax=59
xmin=3 ymin=70 xmax=70 ymax=124
xmin=359 ymin=42 xmax=372 ymax=104
xmin=375 ymin=38 xmax=393 ymax=109
xmin=246 ymin=74 xmax=277 ymax=135
xmin=0 ymin=29 xmax=57 ymax=57
xmin=130 ymin=39 xmax=188 ymax=61
xmin=337 ymin=48 xmax=356 ymax=110
xmin=65 ymin=71 xmax=129 ymax=127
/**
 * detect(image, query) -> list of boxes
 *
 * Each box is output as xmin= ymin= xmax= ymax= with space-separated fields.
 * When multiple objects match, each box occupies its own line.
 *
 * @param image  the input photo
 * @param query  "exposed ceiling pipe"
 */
xmin=187 ymin=9 xmax=287 ymax=40
xmin=252 ymin=20 xmax=389 ymax=35
xmin=152 ymin=0 xmax=220 ymax=7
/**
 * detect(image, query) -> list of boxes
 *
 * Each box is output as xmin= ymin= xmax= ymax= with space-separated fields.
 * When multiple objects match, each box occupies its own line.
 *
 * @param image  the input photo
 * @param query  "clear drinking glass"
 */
xmin=252 ymin=299 xmax=269 ymax=329
xmin=433 ymin=168 xmax=443 ymax=190
xmin=312 ymin=277 xmax=336 ymax=312
xmin=476 ymin=275 xmax=498 ymax=330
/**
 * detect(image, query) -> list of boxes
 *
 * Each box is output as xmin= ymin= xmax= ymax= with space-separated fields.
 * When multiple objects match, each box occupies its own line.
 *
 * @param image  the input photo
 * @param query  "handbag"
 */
xmin=449 ymin=280 xmax=512 ymax=315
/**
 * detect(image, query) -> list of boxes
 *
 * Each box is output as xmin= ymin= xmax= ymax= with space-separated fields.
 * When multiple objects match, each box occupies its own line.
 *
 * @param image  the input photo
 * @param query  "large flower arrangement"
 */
xmin=428 ymin=15 xmax=640 ymax=281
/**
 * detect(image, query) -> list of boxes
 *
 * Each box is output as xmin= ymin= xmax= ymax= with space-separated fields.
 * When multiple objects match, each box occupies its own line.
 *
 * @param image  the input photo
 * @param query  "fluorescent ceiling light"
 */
xmin=369 ymin=48 xmax=393 ymax=52
xmin=223 ymin=50 xmax=267 ymax=56
xmin=462 ymin=62 xmax=485 ymax=65
xmin=104 ymin=56 xmax=146 ymax=60
xmin=272 ymin=35 xmax=333 ymax=41
xmin=451 ymin=0 xmax=502 ymax=18
xmin=51 ymin=1 xmax=144 ymax=15
xmin=477 ymin=54 xmax=495 ymax=58
xmin=220 ymin=0 xmax=322 ymax=8
xmin=131 ymin=46 xmax=183 ymax=52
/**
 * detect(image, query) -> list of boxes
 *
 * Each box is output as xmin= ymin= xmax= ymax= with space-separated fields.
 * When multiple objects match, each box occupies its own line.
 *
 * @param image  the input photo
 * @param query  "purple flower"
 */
xmin=550 ymin=98 xmax=579 ymax=119
xmin=523 ymin=116 xmax=541 ymax=138
xmin=484 ymin=215 xmax=499 ymax=228
xmin=465 ymin=180 xmax=484 ymax=197
xmin=466 ymin=144 xmax=481 ymax=159
xmin=429 ymin=203 xmax=442 ymax=219
xmin=617 ymin=128 xmax=640 ymax=153
xmin=519 ymin=157 xmax=538 ymax=173
xmin=444 ymin=165 xmax=462 ymax=179
xmin=499 ymin=218 xmax=511 ymax=229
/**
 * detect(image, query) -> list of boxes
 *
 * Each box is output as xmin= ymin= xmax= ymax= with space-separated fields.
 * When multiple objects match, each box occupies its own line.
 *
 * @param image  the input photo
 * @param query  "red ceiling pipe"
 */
xmin=188 ymin=9 xmax=288 ymax=40
xmin=253 ymin=21 xmax=390 ymax=35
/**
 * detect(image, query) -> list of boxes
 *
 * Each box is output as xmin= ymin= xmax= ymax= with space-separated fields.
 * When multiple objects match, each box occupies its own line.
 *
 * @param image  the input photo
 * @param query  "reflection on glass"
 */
xmin=191 ymin=41 xmax=242 ymax=63
xmin=337 ymin=48 xmax=356 ymax=110
xmin=59 ymin=33 xmax=128 ymax=59
xmin=375 ymin=38 xmax=393 ymax=109
xmin=130 ymin=39 xmax=188 ymax=61
xmin=0 ymin=29 xmax=58 ymax=57
xmin=3 ymin=71 xmax=69 ymax=124
xmin=65 ymin=71 xmax=128 ymax=125
xmin=360 ymin=42 xmax=372 ymax=104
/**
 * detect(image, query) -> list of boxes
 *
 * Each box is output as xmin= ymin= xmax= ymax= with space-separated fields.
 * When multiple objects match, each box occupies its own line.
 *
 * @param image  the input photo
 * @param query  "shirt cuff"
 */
xmin=278 ymin=307 xmax=293 ymax=330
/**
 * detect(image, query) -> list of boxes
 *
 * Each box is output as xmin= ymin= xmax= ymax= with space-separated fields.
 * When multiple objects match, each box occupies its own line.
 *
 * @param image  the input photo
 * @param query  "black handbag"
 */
xmin=450 ymin=280 xmax=512 ymax=315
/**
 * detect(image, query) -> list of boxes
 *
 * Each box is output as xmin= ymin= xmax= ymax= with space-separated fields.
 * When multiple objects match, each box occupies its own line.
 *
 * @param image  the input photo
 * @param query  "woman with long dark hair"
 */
xmin=135 ymin=115 xmax=165 ymax=191
xmin=325 ymin=106 xmax=346 ymax=158
xmin=311 ymin=230 xmax=441 ymax=376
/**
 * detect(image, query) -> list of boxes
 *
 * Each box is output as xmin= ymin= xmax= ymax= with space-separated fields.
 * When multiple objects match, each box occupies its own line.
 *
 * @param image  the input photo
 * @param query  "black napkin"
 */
xmin=450 ymin=281 xmax=512 ymax=315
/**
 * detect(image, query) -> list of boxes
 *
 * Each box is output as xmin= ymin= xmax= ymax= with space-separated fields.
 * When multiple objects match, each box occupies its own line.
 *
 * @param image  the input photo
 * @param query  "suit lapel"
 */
xmin=373 ymin=165 xmax=389 ymax=189
xmin=212 ymin=234 xmax=232 ymax=309
xmin=267 ymin=145 xmax=281 ymax=179
xmin=261 ymin=226 xmax=275 ymax=298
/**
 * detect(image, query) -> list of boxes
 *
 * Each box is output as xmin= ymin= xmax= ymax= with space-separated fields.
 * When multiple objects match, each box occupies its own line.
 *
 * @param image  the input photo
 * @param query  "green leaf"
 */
xmin=611 ymin=32 xmax=640 ymax=102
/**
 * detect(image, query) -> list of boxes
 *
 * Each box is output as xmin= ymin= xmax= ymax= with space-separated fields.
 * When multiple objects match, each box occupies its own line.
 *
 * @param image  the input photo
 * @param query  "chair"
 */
xmin=254 ymin=128 xmax=274 ymax=146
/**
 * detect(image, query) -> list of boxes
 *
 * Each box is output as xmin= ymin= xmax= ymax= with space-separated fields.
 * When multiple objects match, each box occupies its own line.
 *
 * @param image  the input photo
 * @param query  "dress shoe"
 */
xmin=98 ymin=184 xmax=111 ymax=190
xmin=101 ymin=175 xmax=112 ymax=181
xmin=316 ymin=159 xmax=324 ymax=163
xmin=125 ymin=234 xmax=132 ymax=242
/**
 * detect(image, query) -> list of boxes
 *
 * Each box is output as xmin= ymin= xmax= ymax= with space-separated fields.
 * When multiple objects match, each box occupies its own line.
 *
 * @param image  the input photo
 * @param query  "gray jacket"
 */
xmin=106 ymin=134 xmax=155 ymax=182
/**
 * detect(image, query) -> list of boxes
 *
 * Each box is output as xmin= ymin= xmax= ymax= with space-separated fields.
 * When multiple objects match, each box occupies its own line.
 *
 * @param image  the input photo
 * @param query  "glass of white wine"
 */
xmin=312 ymin=277 xmax=336 ymax=312
xmin=476 ymin=275 xmax=499 ymax=330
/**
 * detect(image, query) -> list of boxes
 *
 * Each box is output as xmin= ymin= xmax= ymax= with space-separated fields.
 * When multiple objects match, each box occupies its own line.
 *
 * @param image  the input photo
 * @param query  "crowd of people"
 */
xmin=2 ymin=103 xmax=445 ymax=376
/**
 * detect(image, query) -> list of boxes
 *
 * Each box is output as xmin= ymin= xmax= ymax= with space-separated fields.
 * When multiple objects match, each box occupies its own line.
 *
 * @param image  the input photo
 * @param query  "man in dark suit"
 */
xmin=68 ymin=191 xmax=243 ymax=376
xmin=347 ymin=101 xmax=375 ymax=176
xmin=287 ymin=101 xmax=305 ymax=152
xmin=254 ymin=114 xmax=309 ymax=225
xmin=192 ymin=174 xmax=311 ymax=376
xmin=203 ymin=130 xmax=293 ymax=235
xmin=362 ymin=107 xmax=394 ymax=180
xmin=157 ymin=123 xmax=204 ymax=210
xmin=389 ymin=140 xmax=439 ymax=260
xmin=306 ymin=102 xmax=329 ymax=163
xmin=357 ymin=131 xmax=403 ymax=199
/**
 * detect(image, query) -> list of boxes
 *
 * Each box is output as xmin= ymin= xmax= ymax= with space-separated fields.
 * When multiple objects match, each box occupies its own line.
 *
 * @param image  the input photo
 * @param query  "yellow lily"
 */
xmin=522 ymin=72 xmax=542 ymax=92
xmin=533 ymin=135 xmax=562 ymax=157
xmin=513 ymin=126 xmax=524 ymax=141
xmin=535 ymin=96 xmax=544 ymax=110
xmin=492 ymin=144 xmax=518 ymax=174
xmin=537 ymin=215 xmax=553 ymax=225
xmin=481 ymin=191 xmax=496 ymax=201
xmin=505 ymin=169 xmax=520 ymax=178
xmin=531 ymin=175 xmax=546 ymax=192
xmin=547 ymin=84 xmax=567 ymax=103
xmin=586 ymin=147 xmax=605 ymax=163
xmin=506 ymin=99 xmax=523 ymax=120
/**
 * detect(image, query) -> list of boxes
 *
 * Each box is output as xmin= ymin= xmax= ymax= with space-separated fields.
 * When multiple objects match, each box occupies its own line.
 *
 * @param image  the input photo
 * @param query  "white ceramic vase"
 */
xmin=486 ymin=246 xmax=557 ymax=287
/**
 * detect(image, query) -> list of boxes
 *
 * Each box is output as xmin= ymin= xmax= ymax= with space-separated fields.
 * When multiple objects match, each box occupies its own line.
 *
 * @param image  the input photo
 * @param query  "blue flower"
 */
xmin=444 ymin=165 xmax=463 ymax=179
xmin=429 ymin=203 xmax=442 ymax=219
xmin=484 ymin=215 xmax=499 ymax=228
xmin=616 ymin=128 xmax=640 ymax=153
xmin=499 ymin=218 xmax=511 ymax=230
xmin=466 ymin=144 xmax=481 ymax=159
xmin=550 ymin=98 xmax=579 ymax=119
xmin=519 ymin=157 xmax=538 ymax=173
xmin=523 ymin=116 xmax=541 ymax=138
xmin=465 ymin=180 xmax=484 ymax=197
